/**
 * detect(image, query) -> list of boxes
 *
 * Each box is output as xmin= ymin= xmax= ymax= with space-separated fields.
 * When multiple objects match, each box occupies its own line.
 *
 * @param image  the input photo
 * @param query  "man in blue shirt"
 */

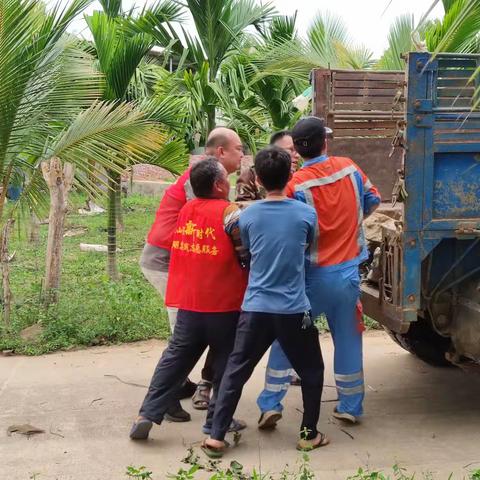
xmin=202 ymin=146 xmax=329 ymax=457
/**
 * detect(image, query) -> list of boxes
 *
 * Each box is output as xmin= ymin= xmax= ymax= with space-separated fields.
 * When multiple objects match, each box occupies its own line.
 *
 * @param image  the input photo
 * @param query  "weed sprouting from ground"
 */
xmin=125 ymin=459 xmax=480 ymax=480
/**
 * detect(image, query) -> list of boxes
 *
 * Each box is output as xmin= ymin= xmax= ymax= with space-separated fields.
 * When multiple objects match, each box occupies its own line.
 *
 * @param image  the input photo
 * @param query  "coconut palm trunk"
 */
xmin=42 ymin=158 xmax=75 ymax=305
xmin=107 ymin=170 xmax=120 ymax=280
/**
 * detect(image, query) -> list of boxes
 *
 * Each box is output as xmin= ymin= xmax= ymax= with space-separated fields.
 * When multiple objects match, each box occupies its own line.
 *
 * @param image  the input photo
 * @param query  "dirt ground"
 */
xmin=2 ymin=331 xmax=480 ymax=480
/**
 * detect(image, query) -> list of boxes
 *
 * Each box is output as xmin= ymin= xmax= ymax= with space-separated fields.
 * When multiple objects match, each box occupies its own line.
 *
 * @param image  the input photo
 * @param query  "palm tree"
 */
xmin=249 ymin=12 xmax=374 ymax=85
xmin=424 ymin=0 xmax=480 ymax=52
xmin=85 ymin=0 xmax=187 ymax=280
xmin=214 ymin=14 xmax=306 ymax=149
xmin=0 ymin=0 xmax=175 ymax=318
xmin=376 ymin=14 xmax=419 ymax=70
xmin=160 ymin=0 xmax=275 ymax=145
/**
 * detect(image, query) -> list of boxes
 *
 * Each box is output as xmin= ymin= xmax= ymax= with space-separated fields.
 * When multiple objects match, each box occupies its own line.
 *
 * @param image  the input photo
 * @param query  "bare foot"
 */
xmin=205 ymin=437 xmax=226 ymax=449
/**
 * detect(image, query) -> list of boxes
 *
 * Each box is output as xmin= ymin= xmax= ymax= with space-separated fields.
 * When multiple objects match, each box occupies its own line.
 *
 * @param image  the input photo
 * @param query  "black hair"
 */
xmin=190 ymin=157 xmax=221 ymax=198
xmin=254 ymin=146 xmax=291 ymax=191
xmin=291 ymin=117 xmax=326 ymax=159
xmin=269 ymin=130 xmax=292 ymax=145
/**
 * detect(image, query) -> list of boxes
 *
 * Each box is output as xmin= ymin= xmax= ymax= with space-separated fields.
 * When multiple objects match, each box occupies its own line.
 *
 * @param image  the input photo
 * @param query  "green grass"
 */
xmin=0 ymin=193 xmax=170 ymax=355
xmin=0 ymin=191 xmax=379 ymax=355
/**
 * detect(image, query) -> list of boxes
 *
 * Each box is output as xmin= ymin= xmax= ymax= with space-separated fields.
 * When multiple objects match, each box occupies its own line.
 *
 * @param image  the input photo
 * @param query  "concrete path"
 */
xmin=2 ymin=332 xmax=480 ymax=480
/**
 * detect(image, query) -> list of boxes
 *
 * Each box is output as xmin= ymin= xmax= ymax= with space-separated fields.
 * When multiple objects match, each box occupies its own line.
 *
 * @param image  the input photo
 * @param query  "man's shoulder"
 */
xmin=239 ymin=200 xmax=263 ymax=218
xmin=289 ymin=198 xmax=316 ymax=216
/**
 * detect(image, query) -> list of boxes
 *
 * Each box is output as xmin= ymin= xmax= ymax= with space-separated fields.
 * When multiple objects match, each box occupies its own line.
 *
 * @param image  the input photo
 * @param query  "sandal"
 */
xmin=200 ymin=439 xmax=230 ymax=459
xmin=202 ymin=418 xmax=247 ymax=435
xmin=192 ymin=381 xmax=211 ymax=410
xmin=296 ymin=432 xmax=330 ymax=452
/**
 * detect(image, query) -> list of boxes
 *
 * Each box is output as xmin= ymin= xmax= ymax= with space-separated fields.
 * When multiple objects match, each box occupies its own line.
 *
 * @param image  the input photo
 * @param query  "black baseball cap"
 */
xmin=292 ymin=117 xmax=333 ymax=150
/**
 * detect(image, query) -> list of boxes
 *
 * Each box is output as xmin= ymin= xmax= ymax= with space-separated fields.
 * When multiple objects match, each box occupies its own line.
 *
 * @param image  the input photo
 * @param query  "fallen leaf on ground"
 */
xmin=7 ymin=424 xmax=45 ymax=437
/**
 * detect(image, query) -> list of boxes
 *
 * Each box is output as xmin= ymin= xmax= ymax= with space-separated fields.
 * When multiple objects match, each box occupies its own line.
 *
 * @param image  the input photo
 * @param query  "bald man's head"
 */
xmin=205 ymin=127 xmax=244 ymax=174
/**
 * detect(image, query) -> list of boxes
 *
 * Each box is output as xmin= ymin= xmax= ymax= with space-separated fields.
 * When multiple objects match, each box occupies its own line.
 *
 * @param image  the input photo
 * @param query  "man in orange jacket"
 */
xmin=256 ymin=117 xmax=381 ymax=428
xmin=130 ymin=158 xmax=248 ymax=440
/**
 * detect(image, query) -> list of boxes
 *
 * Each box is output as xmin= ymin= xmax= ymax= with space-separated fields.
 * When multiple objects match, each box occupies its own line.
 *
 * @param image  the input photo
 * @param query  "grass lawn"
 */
xmin=0 ymin=193 xmax=170 ymax=355
xmin=0 ymin=190 xmax=378 ymax=356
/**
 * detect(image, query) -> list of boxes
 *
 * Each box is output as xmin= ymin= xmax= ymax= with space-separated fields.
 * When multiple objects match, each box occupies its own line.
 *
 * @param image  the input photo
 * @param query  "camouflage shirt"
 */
xmin=235 ymin=166 xmax=266 ymax=201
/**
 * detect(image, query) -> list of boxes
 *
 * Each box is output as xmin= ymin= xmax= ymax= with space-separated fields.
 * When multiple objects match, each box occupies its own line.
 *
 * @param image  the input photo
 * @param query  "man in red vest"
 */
xmin=139 ymin=128 xmax=244 ymax=419
xmin=130 ymin=158 xmax=248 ymax=441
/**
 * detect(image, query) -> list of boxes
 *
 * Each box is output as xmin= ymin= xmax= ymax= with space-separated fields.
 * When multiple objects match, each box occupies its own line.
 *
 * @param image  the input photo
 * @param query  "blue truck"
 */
xmin=313 ymin=52 xmax=480 ymax=369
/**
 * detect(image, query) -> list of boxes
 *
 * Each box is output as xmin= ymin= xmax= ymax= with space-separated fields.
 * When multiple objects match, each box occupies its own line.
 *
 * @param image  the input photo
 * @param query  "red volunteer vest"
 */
xmin=165 ymin=198 xmax=248 ymax=312
xmin=146 ymin=168 xmax=192 ymax=250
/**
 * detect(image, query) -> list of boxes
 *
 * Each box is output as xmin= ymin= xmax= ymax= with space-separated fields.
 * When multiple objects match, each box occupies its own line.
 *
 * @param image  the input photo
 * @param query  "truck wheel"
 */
xmin=384 ymin=318 xmax=453 ymax=367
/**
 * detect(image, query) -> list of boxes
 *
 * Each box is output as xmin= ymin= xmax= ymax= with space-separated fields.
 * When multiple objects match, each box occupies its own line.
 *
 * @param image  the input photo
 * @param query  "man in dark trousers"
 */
xmin=140 ymin=127 xmax=244 ymax=418
xmin=202 ymin=147 xmax=329 ymax=457
xmin=130 ymin=158 xmax=247 ymax=441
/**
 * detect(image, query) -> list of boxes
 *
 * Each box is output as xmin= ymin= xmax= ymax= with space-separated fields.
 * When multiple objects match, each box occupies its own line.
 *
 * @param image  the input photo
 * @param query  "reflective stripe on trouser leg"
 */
xmin=256 ymin=339 xmax=293 ymax=413
xmin=336 ymin=371 xmax=364 ymax=414
xmin=306 ymin=265 xmax=364 ymax=417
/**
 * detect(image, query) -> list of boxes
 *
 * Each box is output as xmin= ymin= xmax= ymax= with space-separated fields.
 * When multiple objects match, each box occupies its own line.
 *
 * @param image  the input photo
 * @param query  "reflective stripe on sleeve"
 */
xmin=303 ymin=188 xmax=320 ymax=264
xmin=349 ymin=172 xmax=365 ymax=252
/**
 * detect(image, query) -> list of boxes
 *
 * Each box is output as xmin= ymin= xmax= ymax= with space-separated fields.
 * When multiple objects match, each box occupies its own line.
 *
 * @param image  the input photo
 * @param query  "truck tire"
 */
xmin=383 ymin=318 xmax=453 ymax=367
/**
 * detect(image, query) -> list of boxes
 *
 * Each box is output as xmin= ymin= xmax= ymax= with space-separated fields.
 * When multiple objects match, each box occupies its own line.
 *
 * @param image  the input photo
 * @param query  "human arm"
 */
xmin=353 ymin=165 xmax=381 ymax=217
xmin=223 ymin=203 xmax=250 ymax=269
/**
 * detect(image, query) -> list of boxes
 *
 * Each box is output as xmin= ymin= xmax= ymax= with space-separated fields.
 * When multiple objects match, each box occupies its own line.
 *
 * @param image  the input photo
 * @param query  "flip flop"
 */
xmin=200 ymin=439 xmax=230 ymax=459
xmin=296 ymin=432 xmax=330 ymax=452
xmin=202 ymin=418 xmax=247 ymax=435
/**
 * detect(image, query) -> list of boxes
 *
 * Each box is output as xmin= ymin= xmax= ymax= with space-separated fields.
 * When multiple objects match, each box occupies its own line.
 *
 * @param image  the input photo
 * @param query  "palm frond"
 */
xmin=144 ymin=138 xmax=188 ymax=174
xmin=123 ymin=0 xmax=185 ymax=50
xmin=425 ymin=0 xmax=480 ymax=53
xmin=376 ymin=14 xmax=416 ymax=70
xmin=339 ymin=44 xmax=375 ymax=70
xmin=51 ymin=101 xmax=165 ymax=173
xmin=98 ymin=0 xmax=122 ymax=18
xmin=308 ymin=11 xmax=350 ymax=67
xmin=258 ymin=13 xmax=298 ymax=44
xmin=184 ymin=0 xmax=275 ymax=78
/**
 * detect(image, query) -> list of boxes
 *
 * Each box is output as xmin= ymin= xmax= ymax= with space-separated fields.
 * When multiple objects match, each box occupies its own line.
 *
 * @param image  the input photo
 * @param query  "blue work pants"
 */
xmin=257 ymin=263 xmax=364 ymax=417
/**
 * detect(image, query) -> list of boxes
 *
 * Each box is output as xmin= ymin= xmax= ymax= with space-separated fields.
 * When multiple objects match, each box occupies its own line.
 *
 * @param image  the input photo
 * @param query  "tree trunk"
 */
xmin=42 ymin=157 xmax=74 ymax=305
xmin=107 ymin=171 xmax=120 ymax=281
xmin=207 ymin=107 xmax=216 ymax=137
xmin=115 ymin=177 xmax=124 ymax=233
xmin=29 ymin=212 xmax=40 ymax=246
xmin=1 ymin=219 xmax=14 ymax=329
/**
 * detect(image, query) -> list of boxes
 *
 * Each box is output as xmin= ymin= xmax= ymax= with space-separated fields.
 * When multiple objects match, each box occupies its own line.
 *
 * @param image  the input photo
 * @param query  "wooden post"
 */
xmin=1 ymin=219 xmax=14 ymax=328
xmin=41 ymin=157 xmax=74 ymax=304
